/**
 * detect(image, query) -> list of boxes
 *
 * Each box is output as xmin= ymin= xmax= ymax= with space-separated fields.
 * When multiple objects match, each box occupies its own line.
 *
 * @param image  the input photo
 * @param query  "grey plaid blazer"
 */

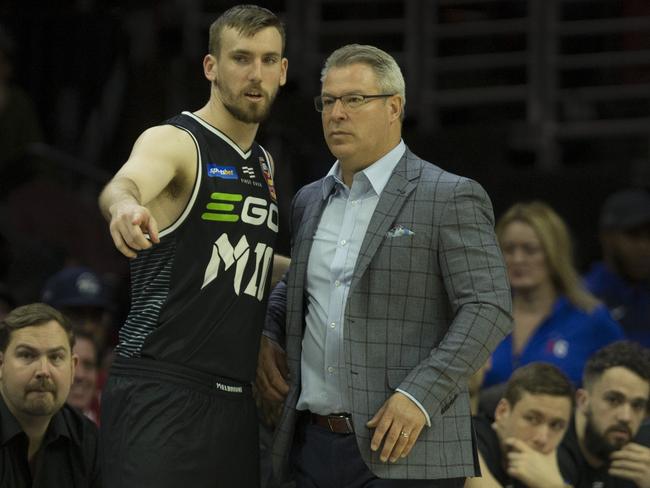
xmin=270 ymin=148 xmax=512 ymax=482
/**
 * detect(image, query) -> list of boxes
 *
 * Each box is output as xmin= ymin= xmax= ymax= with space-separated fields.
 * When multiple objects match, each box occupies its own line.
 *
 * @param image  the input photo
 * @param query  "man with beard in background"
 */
xmin=558 ymin=341 xmax=650 ymax=487
xmin=0 ymin=303 xmax=100 ymax=487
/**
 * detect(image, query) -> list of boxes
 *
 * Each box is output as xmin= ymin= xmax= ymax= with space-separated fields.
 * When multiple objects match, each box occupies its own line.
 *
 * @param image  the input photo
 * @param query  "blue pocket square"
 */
xmin=386 ymin=224 xmax=415 ymax=238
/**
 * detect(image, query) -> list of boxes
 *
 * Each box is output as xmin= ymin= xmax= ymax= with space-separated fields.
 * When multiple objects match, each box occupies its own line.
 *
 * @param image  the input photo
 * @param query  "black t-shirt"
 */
xmin=115 ymin=111 xmax=279 ymax=381
xmin=0 ymin=396 xmax=100 ymax=488
xmin=473 ymin=415 xmax=528 ymax=488
xmin=558 ymin=420 xmax=637 ymax=488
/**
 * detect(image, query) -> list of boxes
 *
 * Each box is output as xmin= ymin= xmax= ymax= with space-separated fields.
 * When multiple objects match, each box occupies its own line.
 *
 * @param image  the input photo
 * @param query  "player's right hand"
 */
xmin=108 ymin=202 xmax=160 ymax=258
xmin=256 ymin=335 xmax=289 ymax=402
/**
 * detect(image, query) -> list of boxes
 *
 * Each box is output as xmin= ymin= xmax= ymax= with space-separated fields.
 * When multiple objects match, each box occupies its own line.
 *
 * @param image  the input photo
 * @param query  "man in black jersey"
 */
xmin=98 ymin=5 xmax=287 ymax=487
xmin=558 ymin=341 xmax=650 ymax=488
xmin=466 ymin=363 xmax=573 ymax=488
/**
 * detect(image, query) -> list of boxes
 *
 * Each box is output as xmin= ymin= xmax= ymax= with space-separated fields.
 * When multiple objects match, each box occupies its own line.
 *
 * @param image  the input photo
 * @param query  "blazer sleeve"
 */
xmin=263 ymin=278 xmax=288 ymax=348
xmin=261 ymin=182 xmax=315 ymax=349
xmin=398 ymin=177 xmax=513 ymax=417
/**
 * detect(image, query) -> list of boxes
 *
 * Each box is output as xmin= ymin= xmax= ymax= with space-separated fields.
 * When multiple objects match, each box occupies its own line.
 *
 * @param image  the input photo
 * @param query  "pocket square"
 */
xmin=386 ymin=224 xmax=415 ymax=238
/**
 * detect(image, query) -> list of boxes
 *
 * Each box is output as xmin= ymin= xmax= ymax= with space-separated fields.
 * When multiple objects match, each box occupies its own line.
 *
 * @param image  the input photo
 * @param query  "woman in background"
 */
xmin=483 ymin=201 xmax=624 ymax=388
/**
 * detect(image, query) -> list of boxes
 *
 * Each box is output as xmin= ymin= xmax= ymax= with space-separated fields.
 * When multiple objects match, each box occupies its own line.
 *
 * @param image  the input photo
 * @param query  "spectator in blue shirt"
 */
xmin=584 ymin=188 xmax=650 ymax=347
xmin=484 ymin=201 xmax=624 ymax=388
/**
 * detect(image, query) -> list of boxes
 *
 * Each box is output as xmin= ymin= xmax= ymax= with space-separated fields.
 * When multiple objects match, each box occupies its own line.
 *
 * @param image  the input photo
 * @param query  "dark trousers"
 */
xmin=290 ymin=421 xmax=465 ymax=488
xmin=100 ymin=357 xmax=259 ymax=488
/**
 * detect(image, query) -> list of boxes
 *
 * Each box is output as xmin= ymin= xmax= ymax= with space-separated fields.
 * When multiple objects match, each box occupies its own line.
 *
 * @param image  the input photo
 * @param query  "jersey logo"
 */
xmin=202 ymin=193 xmax=279 ymax=232
xmin=242 ymin=166 xmax=256 ymax=178
xmin=201 ymin=233 xmax=273 ymax=301
xmin=207 ymin=164 xmax=238 ymax=179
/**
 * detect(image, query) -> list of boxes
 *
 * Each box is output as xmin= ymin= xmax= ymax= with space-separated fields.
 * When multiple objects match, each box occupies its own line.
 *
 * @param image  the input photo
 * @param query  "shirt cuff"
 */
xmin=262 ymin=330 xmax=284 ymax=350
xmin=395 ymin=388 xmax=431 ymax=427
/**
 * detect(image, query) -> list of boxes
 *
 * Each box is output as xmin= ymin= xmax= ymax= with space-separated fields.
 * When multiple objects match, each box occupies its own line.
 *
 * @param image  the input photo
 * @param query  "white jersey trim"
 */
xmin=158 ymin=126 xmax=202 ymax=238
xmin=259 ymin=145 xmax=274 ymax=178
xmin=182 ymin=111 xmax=252 ymax=159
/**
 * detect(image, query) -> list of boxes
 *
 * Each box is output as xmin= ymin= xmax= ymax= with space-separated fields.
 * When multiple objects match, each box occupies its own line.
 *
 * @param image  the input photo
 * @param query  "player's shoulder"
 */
xmin=129 ymin=123 xmax=197 ymax=169
xmin=138 ymin=123 xmax=195 ymax=149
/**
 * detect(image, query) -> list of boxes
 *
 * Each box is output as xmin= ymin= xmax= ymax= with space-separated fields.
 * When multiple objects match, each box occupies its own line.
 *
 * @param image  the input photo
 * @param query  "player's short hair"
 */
xmin=209 ymin=4 xmax=285 ymax=57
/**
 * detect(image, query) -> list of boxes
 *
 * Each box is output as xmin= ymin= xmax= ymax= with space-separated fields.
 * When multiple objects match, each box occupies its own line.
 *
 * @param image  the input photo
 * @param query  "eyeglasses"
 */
xmin=314 ymin=93 xmax=395 ymax=112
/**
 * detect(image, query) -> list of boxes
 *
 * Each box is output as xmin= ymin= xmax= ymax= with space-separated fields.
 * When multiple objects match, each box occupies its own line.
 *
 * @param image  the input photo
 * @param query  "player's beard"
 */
xmin=214 ymin=78 xmax=276 ymax=124
xmin=584 ymin=409 xmax=632 ymax=462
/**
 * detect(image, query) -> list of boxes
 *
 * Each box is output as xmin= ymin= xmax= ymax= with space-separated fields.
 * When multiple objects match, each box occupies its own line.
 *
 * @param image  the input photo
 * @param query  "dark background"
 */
xmin=0 ymin=0 xmax=648 ymax=308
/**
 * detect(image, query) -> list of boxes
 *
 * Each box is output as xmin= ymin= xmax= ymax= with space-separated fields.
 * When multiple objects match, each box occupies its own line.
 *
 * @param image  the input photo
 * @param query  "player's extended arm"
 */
xmin=99 ymin=125 xmax=192 ymax=258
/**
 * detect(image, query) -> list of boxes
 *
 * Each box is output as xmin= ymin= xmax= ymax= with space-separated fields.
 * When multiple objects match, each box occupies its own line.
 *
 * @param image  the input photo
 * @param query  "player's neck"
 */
xmin=195 ymin=99 xmax=259 ymax=153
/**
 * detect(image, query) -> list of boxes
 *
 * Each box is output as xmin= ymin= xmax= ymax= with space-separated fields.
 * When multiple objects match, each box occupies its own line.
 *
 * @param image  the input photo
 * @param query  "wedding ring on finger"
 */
xmin=399 ymin=431 xmax=409 ymax=438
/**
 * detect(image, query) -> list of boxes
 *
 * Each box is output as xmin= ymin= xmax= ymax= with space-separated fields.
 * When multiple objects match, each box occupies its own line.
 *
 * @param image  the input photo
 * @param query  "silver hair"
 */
xmin=321 ymin=44 xmax=406 ymax=120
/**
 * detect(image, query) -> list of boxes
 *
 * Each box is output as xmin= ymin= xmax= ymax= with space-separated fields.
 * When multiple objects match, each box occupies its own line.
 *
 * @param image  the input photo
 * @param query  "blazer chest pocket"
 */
xmin=377 ymin=233 xmax=430 ymax=271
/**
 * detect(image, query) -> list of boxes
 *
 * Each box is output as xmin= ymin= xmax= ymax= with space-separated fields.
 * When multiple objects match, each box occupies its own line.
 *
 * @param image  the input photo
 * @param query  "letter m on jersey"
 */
xmin=201 ymin=233 xmax=273 ymax=300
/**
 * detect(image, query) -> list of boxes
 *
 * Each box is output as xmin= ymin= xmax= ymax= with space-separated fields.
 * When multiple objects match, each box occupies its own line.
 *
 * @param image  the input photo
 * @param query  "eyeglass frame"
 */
xmin=313 ymin=93 xmax=396 ymax=113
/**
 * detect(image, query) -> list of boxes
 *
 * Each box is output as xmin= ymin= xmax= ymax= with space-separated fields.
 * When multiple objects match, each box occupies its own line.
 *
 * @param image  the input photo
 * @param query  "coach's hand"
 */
xmin=256 ymin=335 xmax=289 ymax=402
xmin=367 ymin=392 xmax=426 ymax=463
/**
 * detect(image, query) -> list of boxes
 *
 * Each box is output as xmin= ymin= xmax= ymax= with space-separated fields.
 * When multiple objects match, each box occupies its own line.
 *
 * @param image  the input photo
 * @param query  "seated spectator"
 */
xmin=484 ymin=201 xmax=624 ymax=388
xmin=584 ymin=189 xmax=650 ymax=346
xmin=0 ymin=303 xmax=100 ymax=486
xmin=467 ymin=362 xmax=574 ymax=488
xmin=41 ymin=266 xmax=114 ymax=360
xmin=67 ymin=331 xmax=100 ymax=425
xmin=558 ymin=341 xmax=650 ymax=487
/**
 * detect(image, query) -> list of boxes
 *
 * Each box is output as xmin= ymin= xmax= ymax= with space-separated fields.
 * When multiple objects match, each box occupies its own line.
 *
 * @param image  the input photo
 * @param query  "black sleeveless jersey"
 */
xmin=115 ymin=111 xmax=279 ymax=382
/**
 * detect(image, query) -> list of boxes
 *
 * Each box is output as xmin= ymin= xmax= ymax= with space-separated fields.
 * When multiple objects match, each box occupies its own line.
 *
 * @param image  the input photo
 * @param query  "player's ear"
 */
xmin=204 ymin=54 xmax=217 ymax=81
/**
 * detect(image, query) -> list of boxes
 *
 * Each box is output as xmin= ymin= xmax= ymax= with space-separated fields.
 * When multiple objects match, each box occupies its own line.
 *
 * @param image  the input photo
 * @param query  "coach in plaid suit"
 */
xmin=257 ymin=44 xmax=512 ymax=487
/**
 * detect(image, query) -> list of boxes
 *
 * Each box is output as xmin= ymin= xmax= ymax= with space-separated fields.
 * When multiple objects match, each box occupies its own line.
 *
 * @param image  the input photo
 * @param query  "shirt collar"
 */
xmin=0 ymin=394 xmax=72 ymax=446
xmin=321 ymin=140 xmax=406 ymax=199
xmin=0 ymin=394 xmax=23 ymax=445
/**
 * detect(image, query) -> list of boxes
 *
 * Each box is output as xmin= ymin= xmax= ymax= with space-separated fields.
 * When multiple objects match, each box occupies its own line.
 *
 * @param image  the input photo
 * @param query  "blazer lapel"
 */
xmin=350 ymin=150 xmax=420 ymax=288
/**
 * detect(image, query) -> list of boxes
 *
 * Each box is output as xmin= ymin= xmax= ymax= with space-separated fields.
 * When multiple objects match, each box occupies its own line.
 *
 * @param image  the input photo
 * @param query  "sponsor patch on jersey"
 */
xmin=207 ymin=164 xmax=238 ymax=179
xmin=201 ymin=192 xmax=242 ymax=222
xmin=259 ymin=157 xmax=277 ymax=202
xmin=215 ymin=381 xmax=243 ymax=393
xmin=242 ymin=166 xmax=256 ymax=178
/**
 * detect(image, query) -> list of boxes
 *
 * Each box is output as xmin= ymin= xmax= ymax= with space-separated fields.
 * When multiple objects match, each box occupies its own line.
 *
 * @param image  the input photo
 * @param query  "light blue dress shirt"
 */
xmin=297 ymin=141 xmax=421 ymax=418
